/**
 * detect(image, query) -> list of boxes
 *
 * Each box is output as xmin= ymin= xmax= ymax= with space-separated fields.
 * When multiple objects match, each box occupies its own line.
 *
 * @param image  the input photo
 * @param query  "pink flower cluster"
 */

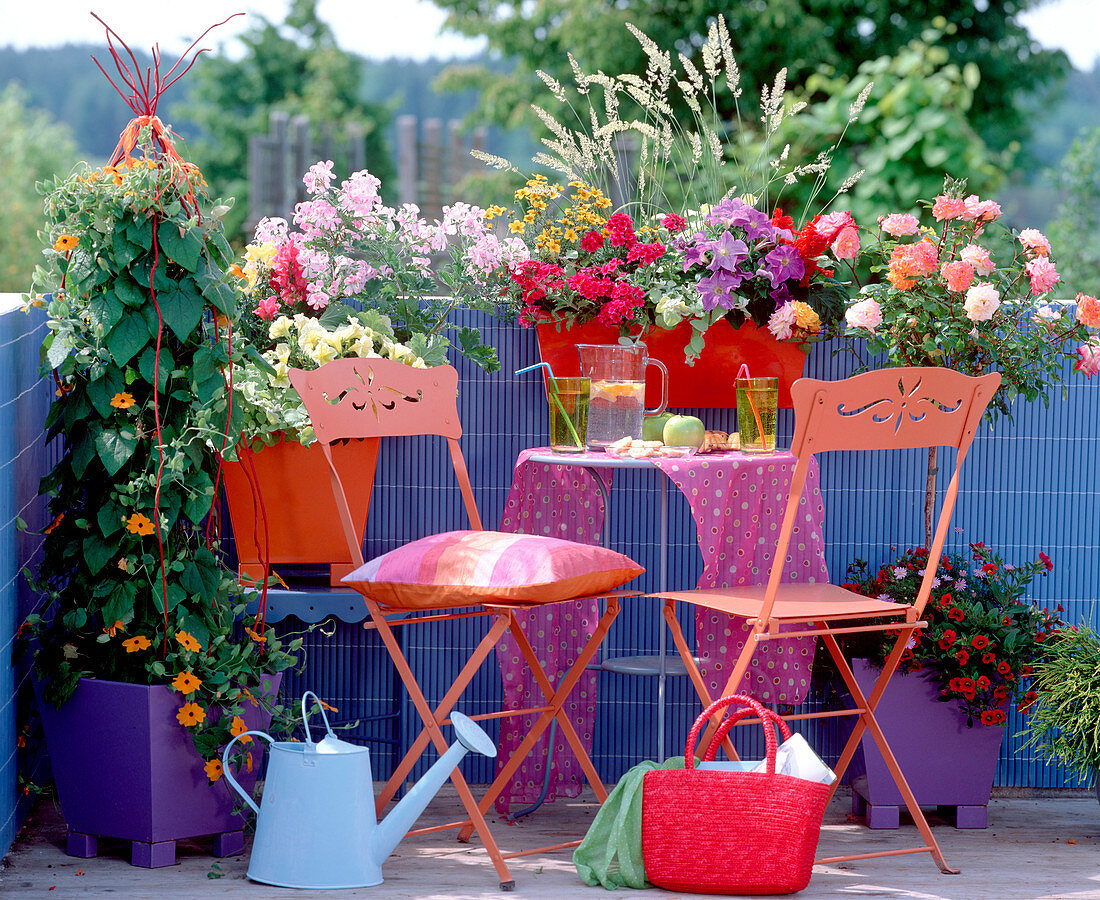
xmin=931 ymin=194 xmax=1002 ymax=224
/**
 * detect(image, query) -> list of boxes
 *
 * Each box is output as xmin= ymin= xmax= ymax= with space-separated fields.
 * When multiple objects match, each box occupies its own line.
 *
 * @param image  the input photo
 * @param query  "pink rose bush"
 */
xmin=843 ymin=178 xmax=1100 ymax=419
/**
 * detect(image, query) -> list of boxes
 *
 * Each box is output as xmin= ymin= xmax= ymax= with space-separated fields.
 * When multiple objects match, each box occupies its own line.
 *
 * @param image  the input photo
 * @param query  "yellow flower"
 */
xmin=564 ymin=228 xmax=578 ymax=242
xmin=110 ymin=392 xmax=135 ymax=409
xmin=172 ymin=671 xmax=202 ymax=695
xmin=125 ymin=513 xmax=155 ymax=536
xmin=176 ymin=702 xmax=206 ymax=727
xmin=268 ymin=316 xmax=294 ymax=341
xmin=122 ymin=635 xmax=151 ymax=653
xmin=508 ymin=221 xmax=525 ymax=234
xmin=229 ymin=715 xmax=252 ymax=743
xmin=175 ymin=630 xmax=202 ymax=652
xmin=53 ymin=234 xmax=78 ymax=252
xmin=204 ymin=759 xmax=223 ymax=782
xmin=523 ymin=211 xmax=536 ymax=224
xmin=309 ymin=342 xmax=337 ymax=365
xmin=792 ymin=301 xmax=822 ymax=334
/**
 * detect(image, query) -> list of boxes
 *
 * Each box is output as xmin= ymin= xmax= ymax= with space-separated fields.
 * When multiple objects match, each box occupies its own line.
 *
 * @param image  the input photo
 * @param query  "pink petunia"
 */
xmin=1025 ymin=256 xmax=1060 ymax=295
xmin=1018 ymin=227 xmax=1051 ymax=257
xmin=1075 ymin=293 xmax=1100 ymax=328
xmin=830 ymin=225 xmax=860 ymax=260
xmin=878 ymin=213 xmax=919 ymax=236
xmin=1075 ymin=342 xmax=1100 ymax=378
xmin=941 ymin=260 xmax=974 ymax=292
xmin=845 ymin=298 xmax=883 ymax=332
xmin=964 ymin=282 xmax=1001 ymax=321
xmin=931 ymin=196 xmax=968 ymax=221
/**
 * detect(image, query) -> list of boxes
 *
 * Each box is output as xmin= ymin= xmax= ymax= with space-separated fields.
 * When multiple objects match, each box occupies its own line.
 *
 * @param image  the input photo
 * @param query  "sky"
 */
xmin=1 ymin=0 xmax=1099 ymax=69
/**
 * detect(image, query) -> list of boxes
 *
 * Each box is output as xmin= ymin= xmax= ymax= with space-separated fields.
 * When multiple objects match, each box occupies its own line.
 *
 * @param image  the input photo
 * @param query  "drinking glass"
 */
xmin=736 ymin=377 xmax=778 ymax=455
xmin=547 ymin=377 xmax=590 ymax=453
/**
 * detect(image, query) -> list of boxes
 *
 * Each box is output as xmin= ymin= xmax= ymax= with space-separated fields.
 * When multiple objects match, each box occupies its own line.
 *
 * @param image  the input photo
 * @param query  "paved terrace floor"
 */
xmin=2 ymin=786 xmax=1098 ymax=899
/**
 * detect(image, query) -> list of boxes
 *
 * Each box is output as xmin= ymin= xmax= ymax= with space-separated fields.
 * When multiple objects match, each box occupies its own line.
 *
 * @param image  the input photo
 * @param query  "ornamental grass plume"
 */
xmin=842 ymin=543 xmax=1064 ymax=727
xmin=476 ymin=14 xmax=870 ymax=361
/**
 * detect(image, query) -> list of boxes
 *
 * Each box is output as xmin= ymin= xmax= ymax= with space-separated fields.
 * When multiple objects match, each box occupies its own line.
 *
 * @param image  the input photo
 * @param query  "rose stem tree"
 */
xmin=844 ymin=178 xmax=1100 ymax=547
xmin=23 ymin=15 xmax=298 ymax=778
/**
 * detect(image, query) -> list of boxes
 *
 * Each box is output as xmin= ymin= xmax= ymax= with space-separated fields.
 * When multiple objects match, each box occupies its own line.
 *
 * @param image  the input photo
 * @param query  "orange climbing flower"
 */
xmin=229 ymin=264 xmax=246 ymax=279
xmin=125 ymin=513 xmax=155 ymax=536
xmin=44 ymin=512 xmax=64 ymax=534
xmin=176 ymin=702 xmax=206 ymax=727
xmin=171 ymin=671 xmax=202 ymax=694
xmin=102 ymin=620 xmax=125 ymax=637
xmin=229 ymin=715 xmax=251 ymax=743
xmin=245 ymin=752 xmax=253 ymax=773
xmin=53 ymin=234 xmax=78 ymax=252
xmin=204 ymin=759 xmax=223 ymax=782
xmin=122 ymin=635 xmax=151 ymax=653
xmin=175 ymin=630 xmax=202 ymax=652
xmin=110 ymin=392 xmax=135 ymax=409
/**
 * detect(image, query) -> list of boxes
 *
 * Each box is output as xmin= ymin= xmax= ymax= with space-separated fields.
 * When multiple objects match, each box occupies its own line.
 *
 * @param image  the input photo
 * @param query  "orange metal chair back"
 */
xmin=288 ymin=358 xmax=482 ymax=568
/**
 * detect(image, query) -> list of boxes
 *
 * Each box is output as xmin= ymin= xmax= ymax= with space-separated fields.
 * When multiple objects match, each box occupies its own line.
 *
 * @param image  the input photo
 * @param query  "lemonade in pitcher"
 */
xmin=588 ymin=380 xmax=646 ymax=447
xmin=577 ymin=344 xmax=667 ymax=450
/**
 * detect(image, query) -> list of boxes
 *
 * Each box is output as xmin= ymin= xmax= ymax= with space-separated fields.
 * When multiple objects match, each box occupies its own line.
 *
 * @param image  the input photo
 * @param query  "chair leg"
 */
xmin=819 ymin=630 xmax=959 ymax=875
xmin=362 ymin=599 xmax=516 ymax=888
xmin=457 ymin=600 xmax=620 ymax=841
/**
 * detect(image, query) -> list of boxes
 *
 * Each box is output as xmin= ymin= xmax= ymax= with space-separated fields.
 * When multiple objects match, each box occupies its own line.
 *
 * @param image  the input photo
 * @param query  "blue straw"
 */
xmin=514 ymin=361 xmax=557 ymax=379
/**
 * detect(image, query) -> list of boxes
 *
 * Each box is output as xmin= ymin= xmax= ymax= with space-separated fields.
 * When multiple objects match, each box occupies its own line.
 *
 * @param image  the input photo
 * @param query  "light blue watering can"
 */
xmin=223 ymin=691 xmax=496 ymax=889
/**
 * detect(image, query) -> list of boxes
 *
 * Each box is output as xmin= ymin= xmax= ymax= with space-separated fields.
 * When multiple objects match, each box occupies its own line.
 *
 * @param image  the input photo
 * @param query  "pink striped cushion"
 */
xmin=343 ymin=530 xmax=643 ymax=609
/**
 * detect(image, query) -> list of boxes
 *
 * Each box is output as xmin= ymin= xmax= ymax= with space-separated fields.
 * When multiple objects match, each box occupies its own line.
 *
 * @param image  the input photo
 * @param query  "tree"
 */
xmin=173 ymin=0 xmax=392 ymax=241
xmin=435 ymin=0 xmax=1067 ymax=158
xmin=1046 ymin=127 xmax=1100 ymax=298
xmin=0 ymin=84 xmax=79 ymax=292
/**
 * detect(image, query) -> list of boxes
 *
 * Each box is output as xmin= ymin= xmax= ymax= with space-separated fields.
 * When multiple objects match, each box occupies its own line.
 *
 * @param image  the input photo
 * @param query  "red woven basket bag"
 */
xmin=641 ymin=694 xmax=831 ymax=895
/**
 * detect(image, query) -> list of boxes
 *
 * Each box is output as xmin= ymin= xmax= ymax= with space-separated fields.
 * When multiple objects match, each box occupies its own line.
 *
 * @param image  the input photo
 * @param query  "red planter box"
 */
xmin=222 ymin=437 xmax=377 ymax=585
xmin=535 ymin=318 xmax=808 ymax=409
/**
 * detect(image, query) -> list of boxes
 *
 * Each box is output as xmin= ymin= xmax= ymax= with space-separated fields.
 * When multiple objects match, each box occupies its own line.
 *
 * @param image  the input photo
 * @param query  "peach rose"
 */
xmin=845 ymin=298 xmax=883 ymax=332
xmin=1025 ymin=257 xmax=1060 ymax=295
xmin=959 ymin=244 xmax=995 ymax=276
xmin=941 ymin=260 xmax=974 ymax=293
xmin=1018 ymin=228 xmax=1051 ymax=257
xmin=1075 ymin=293 xmax=1100 ymax=328
xmin=831 ymin=225 xmax=860 ymax=260
xmin=878 ymin=213 xmax=919 ymax=236
xmin=963 ymin=282 xmax=1001 ymax=322
xmin=1075 ymin=342 xmax=1100 ymax=378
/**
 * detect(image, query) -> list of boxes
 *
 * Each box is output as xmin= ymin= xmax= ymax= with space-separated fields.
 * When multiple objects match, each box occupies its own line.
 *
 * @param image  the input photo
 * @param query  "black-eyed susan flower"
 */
xmin=229 ymin=716 xmax=251 ymax=743
xmin=53 ymin=234 xmax=78 ymax=252
xmin=176 ymin=702 xmax=206 ymax=727
xmin=171 ymin=671 xmax=202 ymax=694
xmin=110 ymin=392 xmax=135 ymax=409
xmin=204 ymin=759 xmax=223 ymax=782
xmin=122 ymin=636 xmax=151 ymax=653
xmin=175 ymin=630 xmax=202 ymax=652
xmin=125 ymin=513 xmax=155 ymax=536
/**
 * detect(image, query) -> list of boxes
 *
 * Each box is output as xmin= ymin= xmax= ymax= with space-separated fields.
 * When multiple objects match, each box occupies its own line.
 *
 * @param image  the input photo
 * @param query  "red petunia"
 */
xmin=982 ymin=562 xmax=999 ymax=575
xmin=983 ymin=652 xmax=996 ymax=664
xmin=976 ymin=675 xmax=990 ymax=690
xmin=938 ymin=629 xmax=957 ymax=649
xmin=948 ymin=607 xmax=964 ymax=622
xmin=971 ymin=635 xmax=990 ymax=650
xmin=997 ymin=661 xmax=1012 ymax=675
xmin=955 ymin=649 xmax=970 ymax=665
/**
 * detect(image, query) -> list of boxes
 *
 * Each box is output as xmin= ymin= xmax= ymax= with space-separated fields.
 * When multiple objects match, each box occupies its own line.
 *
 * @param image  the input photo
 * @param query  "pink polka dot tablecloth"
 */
xmin=493 ymin=448 xmax=829 ymax=812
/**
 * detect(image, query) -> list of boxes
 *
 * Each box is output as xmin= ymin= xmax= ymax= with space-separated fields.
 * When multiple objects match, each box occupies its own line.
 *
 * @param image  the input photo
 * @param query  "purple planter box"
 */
xmin=36 ymin=675 xmax=280 ymax=867
xmin=849 ymin=658 xmax=1005 ymax=829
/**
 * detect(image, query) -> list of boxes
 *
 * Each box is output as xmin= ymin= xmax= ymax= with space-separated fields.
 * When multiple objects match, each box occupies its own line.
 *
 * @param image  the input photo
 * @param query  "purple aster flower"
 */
xmin=708 ymin=231 xmax=749 ymax=274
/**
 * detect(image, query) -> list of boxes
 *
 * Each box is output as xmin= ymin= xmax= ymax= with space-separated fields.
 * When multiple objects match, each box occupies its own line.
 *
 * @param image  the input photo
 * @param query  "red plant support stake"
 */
xmin=88 ymin=12 xmax=251 ymax=655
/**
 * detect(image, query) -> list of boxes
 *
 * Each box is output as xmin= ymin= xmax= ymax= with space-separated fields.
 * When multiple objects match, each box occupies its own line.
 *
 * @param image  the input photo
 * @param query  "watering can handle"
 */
xmin=221 ymin=730 xmax=274 ymax=816
xmin=300 ymin=691 xmax=336 ymax=745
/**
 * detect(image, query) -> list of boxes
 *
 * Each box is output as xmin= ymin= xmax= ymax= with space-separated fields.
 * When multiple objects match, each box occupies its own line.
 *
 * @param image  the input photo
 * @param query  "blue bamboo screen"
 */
xmin=1 ymin=303 xmax=1097 ymax=860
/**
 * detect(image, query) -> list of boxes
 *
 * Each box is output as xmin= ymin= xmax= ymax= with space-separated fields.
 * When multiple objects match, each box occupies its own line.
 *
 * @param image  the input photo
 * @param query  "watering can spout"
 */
xmin=370 ymin=712 xmax=497 ymax=866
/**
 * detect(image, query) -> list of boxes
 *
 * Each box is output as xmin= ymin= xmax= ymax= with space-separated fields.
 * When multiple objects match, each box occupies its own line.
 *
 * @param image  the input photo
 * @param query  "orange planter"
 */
xmin=222 ymin=437 xmax=377 ymax=585
xmin=534 ymin=318 xmax=808 ymax=408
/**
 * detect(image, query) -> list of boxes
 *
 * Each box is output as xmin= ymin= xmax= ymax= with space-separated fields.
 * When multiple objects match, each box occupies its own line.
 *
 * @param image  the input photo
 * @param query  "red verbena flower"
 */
xmin=580 ymin=230 xmax=604 ymax=253
xmin=662 ymin=213 xmax=687 ymax=233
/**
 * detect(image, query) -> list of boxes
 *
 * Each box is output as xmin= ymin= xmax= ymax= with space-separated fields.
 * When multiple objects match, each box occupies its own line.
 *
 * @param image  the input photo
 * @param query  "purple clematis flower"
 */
xmin=708 ymin=230 xmax=749 ymax=274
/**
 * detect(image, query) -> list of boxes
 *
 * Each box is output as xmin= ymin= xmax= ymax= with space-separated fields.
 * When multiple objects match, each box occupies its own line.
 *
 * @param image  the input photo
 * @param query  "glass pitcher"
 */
xmin=577 ymin=343 xmax=669 ymax=449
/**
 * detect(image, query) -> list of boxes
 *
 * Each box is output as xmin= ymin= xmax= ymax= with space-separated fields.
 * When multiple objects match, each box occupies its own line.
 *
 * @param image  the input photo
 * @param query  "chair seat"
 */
xmin=648 ymin=583 xmax=910 ymax=624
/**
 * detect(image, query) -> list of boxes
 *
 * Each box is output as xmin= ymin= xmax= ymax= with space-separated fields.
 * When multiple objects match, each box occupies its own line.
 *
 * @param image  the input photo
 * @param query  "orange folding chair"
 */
xmin=649 ymin=367 xmax=1000 ymax=874
xmin=288 ymin=358 xmax=641 ymax=890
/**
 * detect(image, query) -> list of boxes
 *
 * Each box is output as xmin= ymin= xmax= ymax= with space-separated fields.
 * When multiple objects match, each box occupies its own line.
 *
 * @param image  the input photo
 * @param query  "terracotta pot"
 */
xmin=222 ymin=437 xmax=377 ymax=585
xmin=848 ymin=658 xmax=1005 ymax=829
xmin=534 ymin=318 xmax=808 ymax=409
xmin=35 ymin=674 xmax=281 ymax=867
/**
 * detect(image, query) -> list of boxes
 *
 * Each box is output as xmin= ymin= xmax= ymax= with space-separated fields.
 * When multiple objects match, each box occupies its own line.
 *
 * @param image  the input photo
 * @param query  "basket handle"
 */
xmin=685 ymin=694 xmax=792 ymax=775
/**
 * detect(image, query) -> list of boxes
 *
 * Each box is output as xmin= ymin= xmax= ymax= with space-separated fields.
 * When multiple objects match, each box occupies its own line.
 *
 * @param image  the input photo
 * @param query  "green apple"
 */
xmin=663 ymin=414 xmax=705 ymax=448
xmin=642 ymin=411 xmax=675 ymax=442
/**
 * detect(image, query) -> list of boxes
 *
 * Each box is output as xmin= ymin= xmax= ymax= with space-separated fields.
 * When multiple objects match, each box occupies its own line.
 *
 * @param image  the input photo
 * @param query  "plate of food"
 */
xmin=605 ymin=437 xmax=698 ymax=460
xmin=698 ymin=430 xmax=740 ymax=453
